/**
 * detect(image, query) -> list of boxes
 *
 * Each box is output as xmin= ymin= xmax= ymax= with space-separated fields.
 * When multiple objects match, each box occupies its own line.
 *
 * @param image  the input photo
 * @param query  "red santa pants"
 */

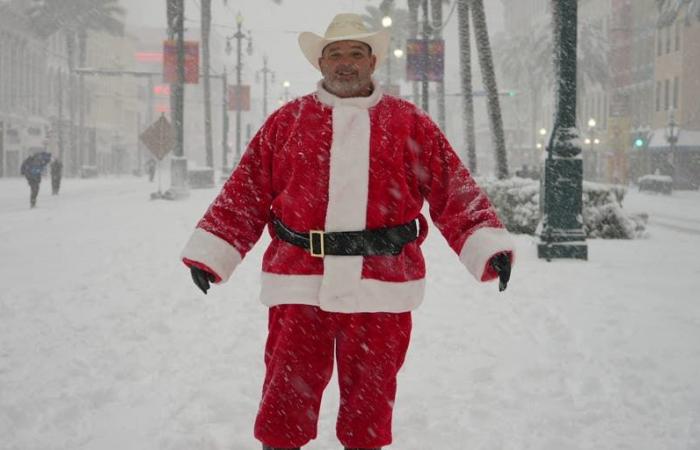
xmin=254 ymin=304 xmax=412 ymax=449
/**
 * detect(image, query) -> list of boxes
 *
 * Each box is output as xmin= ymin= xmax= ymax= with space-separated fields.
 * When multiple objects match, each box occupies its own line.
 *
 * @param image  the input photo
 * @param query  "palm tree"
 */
xmin=201 ymin=0 xmax=214 ymax=168
xmin=657 ymin=0 xmax=700 ymax=26
xmin=471 ymin=0 xmax=508 ymax=178
xmin=457 ymin=0 xmax=476 ymax=172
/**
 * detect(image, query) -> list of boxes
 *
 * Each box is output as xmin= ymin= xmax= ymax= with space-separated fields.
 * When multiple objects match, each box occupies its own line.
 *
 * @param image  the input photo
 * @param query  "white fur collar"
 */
xmin=315 ymin=77 xmax=383 ymax=109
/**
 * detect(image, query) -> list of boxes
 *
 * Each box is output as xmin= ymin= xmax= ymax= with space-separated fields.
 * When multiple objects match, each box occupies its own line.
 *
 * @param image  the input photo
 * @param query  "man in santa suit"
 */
xmin=181 ymin=12 xmax=514 ymax=450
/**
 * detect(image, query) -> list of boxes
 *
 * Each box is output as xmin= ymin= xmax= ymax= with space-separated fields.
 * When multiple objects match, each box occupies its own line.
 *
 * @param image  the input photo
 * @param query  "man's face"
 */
xmin=318 ymin=40 xmax=376 ymax=98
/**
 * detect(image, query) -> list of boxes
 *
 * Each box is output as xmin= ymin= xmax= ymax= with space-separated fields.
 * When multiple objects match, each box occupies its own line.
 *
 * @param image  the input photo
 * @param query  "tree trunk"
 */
xmin=471 ymin=0 xmax=509 ymax=178
xmin=66 ymin=31 xmax=77 ymax=177
xmin=407 ymin=0 xmax=420 ymax=106
xmin=457 ymin=0 xmax=477 ymax=173
xmin=431 ymin=0 xmax=446 ymax=131
xmin=78 ymin=28 xmax=87 ymax=171
xmin=201 ymin=0 xmax=213 ymax=168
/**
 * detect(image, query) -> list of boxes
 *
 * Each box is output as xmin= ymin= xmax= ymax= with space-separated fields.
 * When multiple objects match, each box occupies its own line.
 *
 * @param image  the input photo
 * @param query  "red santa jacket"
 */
xmin=181 ymin=81 xmax=515 ymax=313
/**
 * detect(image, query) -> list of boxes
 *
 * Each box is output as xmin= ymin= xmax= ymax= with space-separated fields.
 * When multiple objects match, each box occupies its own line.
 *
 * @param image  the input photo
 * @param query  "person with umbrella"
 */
xmin=20 ymin=151 xmax=51 ymax=208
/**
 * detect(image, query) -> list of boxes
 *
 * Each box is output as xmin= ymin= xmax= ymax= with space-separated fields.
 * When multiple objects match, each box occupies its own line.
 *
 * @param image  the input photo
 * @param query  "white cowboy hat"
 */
xmin=298 ymin=13 xmax=389 ymax=71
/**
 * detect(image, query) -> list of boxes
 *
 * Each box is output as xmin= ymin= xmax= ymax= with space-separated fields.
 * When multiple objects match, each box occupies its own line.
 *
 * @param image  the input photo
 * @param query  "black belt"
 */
xmin=271 ymin=216 xmax=419 ymax=257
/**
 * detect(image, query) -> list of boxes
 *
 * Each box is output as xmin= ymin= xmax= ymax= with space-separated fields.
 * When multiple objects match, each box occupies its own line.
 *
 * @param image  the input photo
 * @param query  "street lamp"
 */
xmin=382 ymin=15 xmax=393 ymax=87
xmin=226 ymin=11 xmax=253 ymax=167
xmin=282 ymin=80 xmax=291 ymax=102
xmin=586 ymin=117 xmax=598 ymax=180
xmin=394 ymin=48 xmax=404 ymax=59
xmin=665 ymin=109 xmax=680 ymax=187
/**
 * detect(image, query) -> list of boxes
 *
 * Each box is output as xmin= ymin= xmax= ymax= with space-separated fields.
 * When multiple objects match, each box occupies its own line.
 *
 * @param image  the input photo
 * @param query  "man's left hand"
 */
xmin=489 ymin=252 xmax=511 ymax=292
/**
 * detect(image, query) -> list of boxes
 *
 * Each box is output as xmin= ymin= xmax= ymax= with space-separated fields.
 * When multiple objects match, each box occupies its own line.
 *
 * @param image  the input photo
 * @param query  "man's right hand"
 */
xmin=190 ymin=266 xmax=216 ymax=294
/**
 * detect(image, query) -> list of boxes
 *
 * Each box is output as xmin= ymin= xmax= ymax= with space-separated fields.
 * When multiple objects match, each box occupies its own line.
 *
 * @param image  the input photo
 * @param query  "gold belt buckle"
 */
xmin=309 ymin=230 xmax=325 ymax=258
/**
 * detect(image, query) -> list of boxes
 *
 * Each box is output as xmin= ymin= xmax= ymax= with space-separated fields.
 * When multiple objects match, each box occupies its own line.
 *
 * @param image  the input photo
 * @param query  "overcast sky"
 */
xmin=118 ymin=0 xmax=505 ymax=98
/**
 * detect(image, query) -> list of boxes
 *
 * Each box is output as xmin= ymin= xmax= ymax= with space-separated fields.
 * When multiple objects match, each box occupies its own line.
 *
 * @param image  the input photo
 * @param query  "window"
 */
xmin=656 ymin=81 xmax=661 ymax=111
xmin=666 ymin=26 xmax=672 ymax=53
xmin=657 ymin=29 xmax=663 ymax=56
xmin=673 ymin=77 xmax=679 ymax=109
xmin=664 ymin=79 xmax=670 ymax=110
xmin=675 ymin=23 xmax=681 ymax=51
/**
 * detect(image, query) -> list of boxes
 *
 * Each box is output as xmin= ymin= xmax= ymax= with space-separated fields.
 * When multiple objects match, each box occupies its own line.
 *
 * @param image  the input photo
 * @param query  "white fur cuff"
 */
xmin=181 ymin=228 xmax=243 ymax=283
xmin=459 ymin=227 xmax=515 ymax=281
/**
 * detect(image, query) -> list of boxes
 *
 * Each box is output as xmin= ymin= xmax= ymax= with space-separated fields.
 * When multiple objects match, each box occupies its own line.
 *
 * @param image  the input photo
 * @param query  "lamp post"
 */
xmin=256 ymin=56 xmax=275 ymax=119
xmin=537 ymin=0 xmax=587 ymax=261
xmin=587 ymin=117 xmax=597 ymax=180
xmin=226 ymin=12 xmax=252 ymax=167
xmin=382 ymin=15 xmax=393 ymax=86
xmin=665 ymin=109 xmax=679 ymax=187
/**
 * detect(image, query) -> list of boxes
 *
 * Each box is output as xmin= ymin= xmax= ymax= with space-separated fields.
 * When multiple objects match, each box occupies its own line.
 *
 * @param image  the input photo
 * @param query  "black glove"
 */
xmin=190 ymin=266 xmax=216 ymax=294
xmin=489 ymin=252 xmax=511 ymax=292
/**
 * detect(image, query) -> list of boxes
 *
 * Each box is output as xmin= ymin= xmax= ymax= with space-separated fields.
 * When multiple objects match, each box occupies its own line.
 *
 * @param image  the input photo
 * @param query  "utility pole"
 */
xmin=258 ymin=56 xmax=274 ymax=118
xmin=421 ymin=0 xmax=430 ymax=112
xmin=228 ymin=13 xmax=250 ymax=166
xmin=431 ymin=0 xmax=446 ymax=131
xmin=165 ymin=0 xmax=189 ymax=199
xmin=222 ymin=67 xmax=230 ymax=177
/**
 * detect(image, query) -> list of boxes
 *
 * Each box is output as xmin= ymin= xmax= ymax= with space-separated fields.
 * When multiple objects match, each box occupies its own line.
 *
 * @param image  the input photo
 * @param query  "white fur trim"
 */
xmin=260 ymin=272 xmax=426 ymax=313
xmin=315 ymin=78 xmax=383 ymax=109
xmin=317 ymin=104 xmax=372 ymax=310
xmin=459 ymin=227 xmax=515 ymax=281
xmin=181 ymin=228 xmax=243 ymax=283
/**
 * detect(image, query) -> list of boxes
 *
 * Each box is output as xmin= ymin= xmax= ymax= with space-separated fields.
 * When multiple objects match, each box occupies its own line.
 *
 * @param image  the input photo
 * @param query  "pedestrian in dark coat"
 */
xmin=50 ymin=159 xmax=63 ymax=195
xmin=20 ymin=153 xmax=48 ymax=208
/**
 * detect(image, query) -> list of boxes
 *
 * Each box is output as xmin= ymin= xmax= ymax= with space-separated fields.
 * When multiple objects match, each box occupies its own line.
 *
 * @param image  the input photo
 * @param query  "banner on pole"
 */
xmin=406 ymin=39 xmax=444 ymax=82
xmin=228 ymin=85 xmax=251 ymax=111
xmin=163 ymin=40 xmax=200 ymax=84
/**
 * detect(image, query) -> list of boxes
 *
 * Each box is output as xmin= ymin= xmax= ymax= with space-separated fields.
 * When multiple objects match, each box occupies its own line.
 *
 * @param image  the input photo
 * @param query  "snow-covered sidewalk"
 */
xmin=1 ymin=177 xmax=699 ymax=450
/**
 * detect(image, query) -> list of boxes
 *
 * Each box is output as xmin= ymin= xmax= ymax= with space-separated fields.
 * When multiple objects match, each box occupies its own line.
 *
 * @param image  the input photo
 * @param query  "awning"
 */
xmin=648 ymin=128 xmax=700 ymax=152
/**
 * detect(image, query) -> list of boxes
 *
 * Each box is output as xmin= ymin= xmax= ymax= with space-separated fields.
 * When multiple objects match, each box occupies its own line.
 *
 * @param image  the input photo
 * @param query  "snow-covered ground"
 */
xmin=1 ymin=175 xmax=699 ymax=450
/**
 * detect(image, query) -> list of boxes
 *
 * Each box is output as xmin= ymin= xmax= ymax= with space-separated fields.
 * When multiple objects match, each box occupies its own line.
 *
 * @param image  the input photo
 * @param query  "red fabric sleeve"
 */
xmin=412 ymin=112 xmax=505 ymax=256
xmin=196 ymin=113 xmax=278 ymax=259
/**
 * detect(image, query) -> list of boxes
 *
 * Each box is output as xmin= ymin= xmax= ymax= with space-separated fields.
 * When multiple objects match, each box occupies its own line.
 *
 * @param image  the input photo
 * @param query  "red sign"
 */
xmin=228 ymin=85 xmax=251 ymax=111
xmin=163 ymin=40 xmax=199 ymax=84
xmin=406 ymin=39 xmax=444 ymax=82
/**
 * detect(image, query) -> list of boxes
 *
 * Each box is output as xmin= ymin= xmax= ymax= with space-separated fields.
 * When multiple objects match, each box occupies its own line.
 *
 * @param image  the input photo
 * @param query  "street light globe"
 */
xmin=584 ymin=138 xmax=591 ymax=145
xmin=536 ymin=143 xmax=542 ymax=149
xmin=236 ymin=12 xmax=243 ymax=25
xmin=382 ymin=16 xmax=393 ymax=28
xmin=283 ymin=80 xmax=291 ymax=88
xmin=539 ymin=128 xmax=547 ymax=136
xmin=594 ymin=138 xmax=600 ymax=145
xmin=393 ymin=48 xmax=404 ymax=58
xmin=588 ymin=118 xmax=596 ymax=128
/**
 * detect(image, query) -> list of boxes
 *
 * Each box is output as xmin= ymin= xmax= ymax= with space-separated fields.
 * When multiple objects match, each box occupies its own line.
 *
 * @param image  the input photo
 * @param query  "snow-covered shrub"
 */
xmin=477 ymin=177 xmax=540 ymax=235
xmin=477 ymin=177 xmax=647 ymax=239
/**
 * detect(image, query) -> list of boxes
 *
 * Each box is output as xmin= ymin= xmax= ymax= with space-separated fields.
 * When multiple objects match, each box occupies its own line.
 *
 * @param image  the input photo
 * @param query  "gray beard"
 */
xmin=323 ymin=77 xmax=372 ymax=98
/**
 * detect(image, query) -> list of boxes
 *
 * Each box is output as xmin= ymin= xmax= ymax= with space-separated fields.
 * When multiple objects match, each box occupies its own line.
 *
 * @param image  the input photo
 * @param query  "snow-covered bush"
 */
xmin=477 ymin=177 xmax=647 ymax=239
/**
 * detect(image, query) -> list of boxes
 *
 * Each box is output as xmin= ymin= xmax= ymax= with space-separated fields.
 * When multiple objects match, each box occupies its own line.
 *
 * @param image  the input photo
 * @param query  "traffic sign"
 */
xmin=140 ymin=115 xmax=175 ymax=160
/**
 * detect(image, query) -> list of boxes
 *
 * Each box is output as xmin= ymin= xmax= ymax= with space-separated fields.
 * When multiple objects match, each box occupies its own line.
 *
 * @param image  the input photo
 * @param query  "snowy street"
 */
xmin=1 ymin=176 xmax=699 ymax=450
